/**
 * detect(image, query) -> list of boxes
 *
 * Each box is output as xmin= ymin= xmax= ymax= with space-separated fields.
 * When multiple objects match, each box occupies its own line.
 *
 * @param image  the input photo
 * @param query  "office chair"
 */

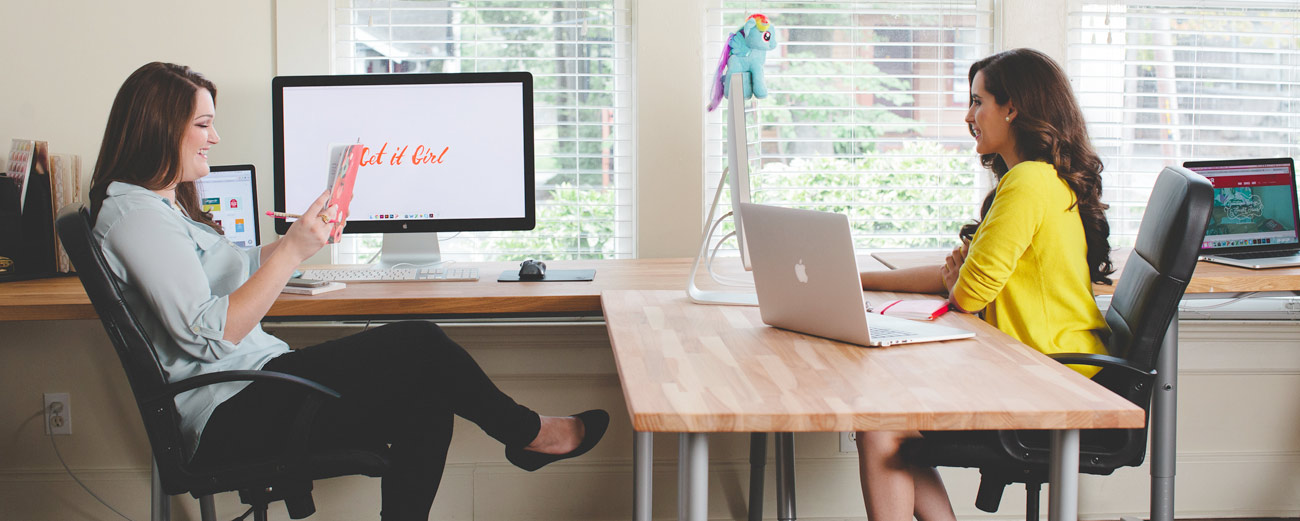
xmin=900 ymin=165 xmax=1213 ymax=521
xmin=56 ymin=204 xmax=390 ymax=521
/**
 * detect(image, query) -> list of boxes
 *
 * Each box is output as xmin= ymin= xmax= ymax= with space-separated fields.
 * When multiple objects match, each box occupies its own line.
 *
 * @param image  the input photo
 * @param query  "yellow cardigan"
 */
xmin=951 ymin=161 xmax=1108 ymax=376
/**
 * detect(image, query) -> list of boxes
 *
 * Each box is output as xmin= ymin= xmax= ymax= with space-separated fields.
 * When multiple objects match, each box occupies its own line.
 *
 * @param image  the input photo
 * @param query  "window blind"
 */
xmin=331 ymin=0 xmax=633 ymax=262
xmin=706 ymin=1 xmax=994 ymax=252
xmin=1069 ymin=0 xmax=1300 ymax=242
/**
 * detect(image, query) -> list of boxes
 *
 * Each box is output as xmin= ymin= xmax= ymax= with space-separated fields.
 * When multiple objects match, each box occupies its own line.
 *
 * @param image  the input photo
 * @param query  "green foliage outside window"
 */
xmin=718 ymin=6 xmax=987 ymax=251
xmin=343 ymin=2 xmax=626 ymax=261
xmin=493 ymin=183 xmax=617 ymax=260
xmin=746 ymin=140 xmax=982 ymax=250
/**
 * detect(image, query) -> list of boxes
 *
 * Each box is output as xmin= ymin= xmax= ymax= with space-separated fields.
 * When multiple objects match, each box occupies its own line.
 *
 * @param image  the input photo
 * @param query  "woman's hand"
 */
xmin=940 ymin=241 xmax=968 ymax=297
xmin=942 ymin=238 xmax=977 ymax=312
xmin=225 ymin=191 xmax=337 ymax=343
xmin=279 ymin=190 xmax=337 ymax=263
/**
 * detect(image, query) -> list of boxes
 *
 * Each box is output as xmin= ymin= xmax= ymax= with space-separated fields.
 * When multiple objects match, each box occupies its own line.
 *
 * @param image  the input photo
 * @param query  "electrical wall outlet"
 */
xmin=43 ymin=393 xmax=71 ymax=435
xmin=839 ymin=431 xmax=856 ymax=453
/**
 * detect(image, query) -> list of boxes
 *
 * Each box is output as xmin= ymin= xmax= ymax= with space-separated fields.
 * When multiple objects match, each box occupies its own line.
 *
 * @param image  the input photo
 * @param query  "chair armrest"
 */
xmin=151 ymin=370 xmax=341 ymax=472
xmin=148 ymin=370 xmax=341 ymax=403
xmin=1047 ymin=352 xmax=1153 ymax=378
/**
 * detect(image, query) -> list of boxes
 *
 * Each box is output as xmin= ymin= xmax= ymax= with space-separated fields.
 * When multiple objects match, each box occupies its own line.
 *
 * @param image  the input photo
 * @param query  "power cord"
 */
xmin=702 ymin=211 xmax=755 ymax=287
xmin=706 ymin=231 xmax=755 ymax=286
xmin=1177 ymin=291 xmax=1259 ymax=311
xmin=47 ymin=419 xmax=136 ymax=521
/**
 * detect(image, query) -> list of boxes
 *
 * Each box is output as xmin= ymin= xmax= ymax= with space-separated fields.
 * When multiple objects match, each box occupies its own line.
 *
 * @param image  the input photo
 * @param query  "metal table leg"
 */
xmin=1047 ymin=429 xmax=1080 ymax=521
xmin=199 ymin=495 xmax=216 ymax=521
xmin=678 ymin=435 xmax=687 ymax=521
xmin=748 ymin=433 xmax=766 ymax=521
xmin=151 ymin=459 xmax=169 ymax=521
xmin=679 ymin=433 xmax=709 ymax=521
xmin=635 ymin=432 xmax=653 ymax=521
xmin=774 ymin=432 xmax=796 ymax=521
xmin=1152 ymin=319 xmax=1178 ymax=521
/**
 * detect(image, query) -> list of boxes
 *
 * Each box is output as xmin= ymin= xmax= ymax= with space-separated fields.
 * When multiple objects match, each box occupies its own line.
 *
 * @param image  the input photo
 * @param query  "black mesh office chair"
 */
xmin=56 ymin=204 xmax=390 ymax=521
xmin=901 ymin=166 xmax=1213 ymax=520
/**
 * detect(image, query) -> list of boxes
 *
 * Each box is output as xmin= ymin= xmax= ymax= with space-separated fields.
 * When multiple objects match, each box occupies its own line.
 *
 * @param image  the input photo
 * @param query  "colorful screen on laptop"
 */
xmin=195 ymin=164 xmax=259 ymax=248
xmin=1183 ymin=158 xmax=1300 ymax=252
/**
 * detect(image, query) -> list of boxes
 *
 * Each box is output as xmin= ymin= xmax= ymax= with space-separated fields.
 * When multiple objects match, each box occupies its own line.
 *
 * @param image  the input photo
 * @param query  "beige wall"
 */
xmin=0 ymin=0 xmax=277 ymax=247
xmin=3 ymin=1 xmax=1300 ymax=520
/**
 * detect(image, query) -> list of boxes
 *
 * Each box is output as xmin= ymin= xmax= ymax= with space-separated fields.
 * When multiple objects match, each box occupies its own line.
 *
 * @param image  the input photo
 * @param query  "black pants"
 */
xmin=190 ymin=321 xmax=541 ymax=520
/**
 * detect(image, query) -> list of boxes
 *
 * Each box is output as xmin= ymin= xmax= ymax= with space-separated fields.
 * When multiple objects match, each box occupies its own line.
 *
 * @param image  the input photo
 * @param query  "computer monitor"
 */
xmin=195 ymin=164 xmax=259 ymax=247
xmin=272 ymin=72 xmax=535 ymax=267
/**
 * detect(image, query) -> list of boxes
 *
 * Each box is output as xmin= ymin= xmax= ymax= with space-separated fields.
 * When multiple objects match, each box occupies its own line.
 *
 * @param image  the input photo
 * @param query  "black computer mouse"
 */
xmin=518 ymin=259 xmax=546 ymax=280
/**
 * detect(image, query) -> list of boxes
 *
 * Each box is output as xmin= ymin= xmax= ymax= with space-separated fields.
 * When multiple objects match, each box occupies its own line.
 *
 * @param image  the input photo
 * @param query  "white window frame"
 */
xmin=315 ymin=0 xmax=636 ymax=263
xmin=704 ymin=1 xmax=996 ymax=255
xmin=1068 ymin=0 xmax=1300 ymax=243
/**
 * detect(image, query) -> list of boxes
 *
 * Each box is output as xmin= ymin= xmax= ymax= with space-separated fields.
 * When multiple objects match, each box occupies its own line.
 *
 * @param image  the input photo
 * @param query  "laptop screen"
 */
xmin=1183 ymin=158 xmax=1300 ymax=253
xmin=194 ymin=164 xmax=259 ymax=247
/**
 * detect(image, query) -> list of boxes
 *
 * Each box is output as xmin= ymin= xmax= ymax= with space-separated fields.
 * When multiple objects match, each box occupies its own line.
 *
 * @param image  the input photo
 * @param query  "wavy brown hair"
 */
xmin=961 ymin=48 xmax=1114 ymax=285
xmin=89 ymin=62 xmax=222 ymax=234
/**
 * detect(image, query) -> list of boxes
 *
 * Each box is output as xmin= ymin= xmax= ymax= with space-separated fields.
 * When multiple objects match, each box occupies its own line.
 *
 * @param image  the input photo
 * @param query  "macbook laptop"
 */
xmin=195 ymin=164 xmax=260 ymax=247
xmin=738 ymin=202 xmax=975 ymax=347
xmin=1183 ymin=157 xmax=1300 ymax=269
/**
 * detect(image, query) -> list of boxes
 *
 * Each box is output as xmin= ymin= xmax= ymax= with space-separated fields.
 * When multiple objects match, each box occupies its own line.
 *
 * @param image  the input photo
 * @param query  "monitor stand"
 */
xmin=374 ymin=232 xmax=444 ymax=269
xmin=687 ymin=166 xmax=758 ymax=307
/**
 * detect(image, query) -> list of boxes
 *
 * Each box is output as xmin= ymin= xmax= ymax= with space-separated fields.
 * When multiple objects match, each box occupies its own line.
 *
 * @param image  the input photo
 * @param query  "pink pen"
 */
xmin=266 ymin=211 xmax=336 ymax=224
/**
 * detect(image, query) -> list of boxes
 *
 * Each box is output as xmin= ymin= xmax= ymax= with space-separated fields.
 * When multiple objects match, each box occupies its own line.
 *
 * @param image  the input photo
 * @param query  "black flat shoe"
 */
xmin=506 ymin=409 xmax=609 ymax=472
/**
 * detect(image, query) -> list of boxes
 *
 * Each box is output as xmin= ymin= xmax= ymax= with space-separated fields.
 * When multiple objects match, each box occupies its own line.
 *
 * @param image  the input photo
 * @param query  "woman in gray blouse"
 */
xmin=87 ymin=61 xmax=606 ymax=520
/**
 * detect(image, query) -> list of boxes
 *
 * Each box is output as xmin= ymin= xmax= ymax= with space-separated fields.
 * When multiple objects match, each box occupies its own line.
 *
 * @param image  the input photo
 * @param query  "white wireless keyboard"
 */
xmin=299 ymin=267 xmax=480 ymax=282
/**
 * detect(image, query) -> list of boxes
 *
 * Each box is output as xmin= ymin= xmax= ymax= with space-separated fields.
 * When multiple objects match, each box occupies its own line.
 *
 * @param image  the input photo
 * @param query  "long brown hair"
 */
xmin=963 ymin=48 xmax=1114 ymax=285
xmin=89 ymin=62 xmax=222 ymax=233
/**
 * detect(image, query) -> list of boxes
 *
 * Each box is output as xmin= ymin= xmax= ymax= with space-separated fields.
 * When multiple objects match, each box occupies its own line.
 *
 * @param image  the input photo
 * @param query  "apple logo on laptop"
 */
xmin=795 ymin=259 xmax=808 ymax=283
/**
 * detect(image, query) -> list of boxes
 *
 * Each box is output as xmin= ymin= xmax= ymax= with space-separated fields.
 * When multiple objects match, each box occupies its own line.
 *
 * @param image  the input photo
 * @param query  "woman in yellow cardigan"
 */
xmin=853 ymin=48 xmax=1115 ymax=520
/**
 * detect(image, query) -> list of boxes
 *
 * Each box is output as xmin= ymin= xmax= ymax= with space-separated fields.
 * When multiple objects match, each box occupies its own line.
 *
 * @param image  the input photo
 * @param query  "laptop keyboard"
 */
xmin=1219 ymin=249 xmax=1300 ymax=260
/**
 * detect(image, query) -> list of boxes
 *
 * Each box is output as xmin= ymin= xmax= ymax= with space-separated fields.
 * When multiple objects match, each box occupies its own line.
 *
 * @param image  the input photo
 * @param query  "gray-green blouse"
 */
xmin=94 ymin=181 xmax=290 ymax=456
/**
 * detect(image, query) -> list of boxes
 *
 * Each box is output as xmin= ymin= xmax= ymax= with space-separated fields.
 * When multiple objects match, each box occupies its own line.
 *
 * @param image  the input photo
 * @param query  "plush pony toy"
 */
xmin=707 ymin=14 xmax=777 ymax=112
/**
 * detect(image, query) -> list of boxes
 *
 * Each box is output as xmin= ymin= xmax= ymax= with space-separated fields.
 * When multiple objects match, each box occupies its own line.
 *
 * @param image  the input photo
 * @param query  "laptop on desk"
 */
xmin=195 ymin=164 xmax=260 ymax=247
xmin=1183 ymin=157 xmax=1300 ymax=269
xmin=737 ymin=202 xmax=974 ymax=347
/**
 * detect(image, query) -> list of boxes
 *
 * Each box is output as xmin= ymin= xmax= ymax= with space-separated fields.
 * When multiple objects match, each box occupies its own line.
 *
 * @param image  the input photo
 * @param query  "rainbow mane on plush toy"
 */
xmin=707 ymin=14 xmax=778 ymax=112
